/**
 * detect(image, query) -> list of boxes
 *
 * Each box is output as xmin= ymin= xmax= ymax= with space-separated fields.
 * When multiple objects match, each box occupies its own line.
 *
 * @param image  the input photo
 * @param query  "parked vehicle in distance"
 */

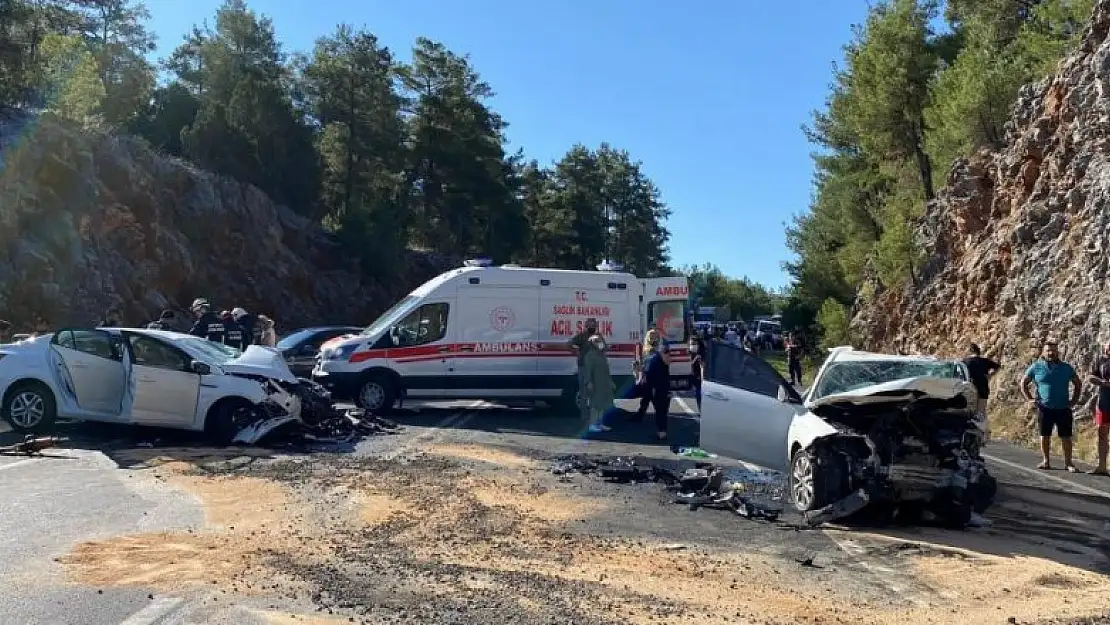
xmin=277 ymin=326 xmax=362 ymax=378
xmin=698 ymin=344 xmax=994 ymax=526
xmin=0 ymin=328 xmax=306 ymax=442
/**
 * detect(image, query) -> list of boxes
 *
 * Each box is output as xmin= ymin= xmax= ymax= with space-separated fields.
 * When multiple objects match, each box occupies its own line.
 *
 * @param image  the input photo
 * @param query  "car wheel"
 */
xmin=205 ymin=398 xmax=257 ymax=445
xmin=790 ymin=448 xmax=821 ymax=512
xmin=357 ymin=375 xmax=396 ymax=413
xmin=3 ymin=383 xmax=57 ymax=433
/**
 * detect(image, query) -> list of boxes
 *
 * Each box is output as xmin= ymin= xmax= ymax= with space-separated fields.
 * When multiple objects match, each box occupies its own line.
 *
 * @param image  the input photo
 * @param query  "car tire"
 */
xmin=357 ymin=375 xmax=396 ymax=413
xmin=789 ymin=445 xmax=847 ymax=513
xmin=205 ymin=398 xmax=257 ymax=446
xmin=3 ymin=382 xmax=57 ymax=434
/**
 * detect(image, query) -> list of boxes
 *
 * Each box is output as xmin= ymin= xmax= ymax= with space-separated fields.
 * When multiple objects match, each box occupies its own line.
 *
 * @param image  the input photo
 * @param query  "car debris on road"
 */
xmin=550 ymin=455 xmax=785 ymax=522
xmin=0 ymin=435 xmax=66 ymax=456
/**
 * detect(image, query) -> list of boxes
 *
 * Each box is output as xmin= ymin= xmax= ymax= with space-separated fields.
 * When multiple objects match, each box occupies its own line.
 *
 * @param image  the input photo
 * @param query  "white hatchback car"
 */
xmin=699 ymin=344 xmax=993 ymax=525
xmin=0 ymin=328 xmax=303 ymax=442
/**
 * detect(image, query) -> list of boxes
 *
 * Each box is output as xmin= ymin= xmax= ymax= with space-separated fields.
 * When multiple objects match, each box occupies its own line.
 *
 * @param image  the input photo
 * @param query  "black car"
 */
xmin=277 ymin=326 xmax=362 ymax=378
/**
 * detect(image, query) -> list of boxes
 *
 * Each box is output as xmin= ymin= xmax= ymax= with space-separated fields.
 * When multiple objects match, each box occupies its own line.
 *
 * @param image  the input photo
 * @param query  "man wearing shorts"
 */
xmin=1020 ymin=341 xmax=1082 ymax=472
xmin=1086 ymin=341 xmax=1110 ymax=476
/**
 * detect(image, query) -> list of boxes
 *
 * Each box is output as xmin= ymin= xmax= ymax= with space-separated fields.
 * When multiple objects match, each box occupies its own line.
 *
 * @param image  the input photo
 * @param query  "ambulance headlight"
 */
xmin=324 ymin=343 xmax=359 ymax=361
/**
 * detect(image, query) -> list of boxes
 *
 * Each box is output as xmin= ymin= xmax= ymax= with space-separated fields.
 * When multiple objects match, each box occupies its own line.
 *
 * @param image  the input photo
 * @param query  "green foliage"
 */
xmin=683 ymin=263 xmax=780 ymax=322
xmin=816 ymin=298 xmax=853 ymax=348
xmin=792 ymin=0 xmax=1092 ymax=344
xmin=35 ymin=33 xmax=105 ymax=126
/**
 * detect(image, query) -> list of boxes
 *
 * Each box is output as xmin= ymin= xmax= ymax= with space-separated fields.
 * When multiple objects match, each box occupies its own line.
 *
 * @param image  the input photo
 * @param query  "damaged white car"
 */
xmin=699 ymin=345 xmax=996 ymax=526
xmin=0 ymin=328 xmax=312 ymax=444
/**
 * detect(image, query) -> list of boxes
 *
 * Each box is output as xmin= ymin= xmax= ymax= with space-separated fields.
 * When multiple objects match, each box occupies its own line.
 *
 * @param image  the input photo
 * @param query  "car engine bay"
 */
xmin=799 ymin=392 xmax=997 ymax=527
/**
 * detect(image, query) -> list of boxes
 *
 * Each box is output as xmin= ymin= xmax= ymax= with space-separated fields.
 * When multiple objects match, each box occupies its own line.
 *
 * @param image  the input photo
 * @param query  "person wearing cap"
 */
xmin=232 ymin=307 xmax=260 ymax=346
xmin=1020 ymin=340 xmax=1082 ymax=472
xmin=221 ymin=310 xmax=246 ymax=350
xmin=147 ymin=310 xmax=176 ymax=330
xmin=188 ymin=298 xmax=225 ymax=343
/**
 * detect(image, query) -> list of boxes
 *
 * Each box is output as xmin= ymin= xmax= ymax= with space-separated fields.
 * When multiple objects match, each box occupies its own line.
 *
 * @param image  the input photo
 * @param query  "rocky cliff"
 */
xmin=852 ymin=0 xmax=1110 ymax=442
xmin=0 ymin=110 xmax=450 ymax=332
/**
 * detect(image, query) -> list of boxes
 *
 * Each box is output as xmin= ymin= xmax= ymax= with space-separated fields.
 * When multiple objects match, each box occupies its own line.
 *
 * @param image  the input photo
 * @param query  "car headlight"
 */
xmin=324 ymin=343 xmax=359 ymax=361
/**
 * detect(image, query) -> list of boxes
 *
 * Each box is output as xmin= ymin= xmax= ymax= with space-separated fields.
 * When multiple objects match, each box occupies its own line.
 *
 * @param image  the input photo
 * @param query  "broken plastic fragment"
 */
xmin=232 ymin=415 xmax=298 ymax=445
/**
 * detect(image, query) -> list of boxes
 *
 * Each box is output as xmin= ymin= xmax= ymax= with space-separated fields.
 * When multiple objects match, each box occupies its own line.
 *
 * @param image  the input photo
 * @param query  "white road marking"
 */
xmin=0 ymin=458 xmax=36 ymax=472
xmin=982 ymin=452 xmax=1110 ymax=499
xmin=116 ymin=597 xmax=185 ymax=625
xmin=674 ymin=396 xmax=697 ymax=416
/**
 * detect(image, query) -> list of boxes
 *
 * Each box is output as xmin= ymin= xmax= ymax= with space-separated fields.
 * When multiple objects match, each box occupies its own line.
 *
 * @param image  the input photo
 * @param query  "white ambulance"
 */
xmin=311 ymin=259 xmax=692 ymax=412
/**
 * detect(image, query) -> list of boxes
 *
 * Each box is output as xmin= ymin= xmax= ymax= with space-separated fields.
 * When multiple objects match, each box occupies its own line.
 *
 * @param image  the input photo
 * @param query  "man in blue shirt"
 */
xmin=1021 ymin=341 xmax=1082 ymax=472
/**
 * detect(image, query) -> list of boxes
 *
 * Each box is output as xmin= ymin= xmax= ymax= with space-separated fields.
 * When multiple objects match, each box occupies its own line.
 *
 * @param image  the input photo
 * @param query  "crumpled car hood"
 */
xmin=807 ymin=375 xmax=972 ymax=409
xmin=222 ymin=346 xmax=299 ymax=383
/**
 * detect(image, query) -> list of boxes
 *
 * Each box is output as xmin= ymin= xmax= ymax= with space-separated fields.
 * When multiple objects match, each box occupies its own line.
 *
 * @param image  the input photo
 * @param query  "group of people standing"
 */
xmin=172 ymin=298 xmax=277 ymax=349
xmin=965 ymin=339 xmax=1110 ymax=476
xmin=569 ymin=318 xmax=707 ymax=440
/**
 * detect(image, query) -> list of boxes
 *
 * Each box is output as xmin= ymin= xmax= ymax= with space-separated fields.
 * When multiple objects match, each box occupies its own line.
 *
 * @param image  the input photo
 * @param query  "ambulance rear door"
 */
xmin=641 ymin=277 xmax=692 ymax=388
xmin=451 ymin=283 xmax=541 ymax=398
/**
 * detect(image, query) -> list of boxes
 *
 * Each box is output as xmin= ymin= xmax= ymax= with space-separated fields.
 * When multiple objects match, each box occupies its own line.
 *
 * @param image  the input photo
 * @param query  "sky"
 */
xmin=144 ymin=0 xmax=873 ymax=290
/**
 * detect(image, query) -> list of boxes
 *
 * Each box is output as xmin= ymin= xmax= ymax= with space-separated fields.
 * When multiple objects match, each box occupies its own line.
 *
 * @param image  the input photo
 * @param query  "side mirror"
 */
xmin=190 ymin=360 xmax=212 ymax=376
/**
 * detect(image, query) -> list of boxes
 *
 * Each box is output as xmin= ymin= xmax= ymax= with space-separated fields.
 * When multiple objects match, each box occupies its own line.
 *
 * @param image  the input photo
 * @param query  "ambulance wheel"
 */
xmin=357 ymin=375 xmax=396 ymax=413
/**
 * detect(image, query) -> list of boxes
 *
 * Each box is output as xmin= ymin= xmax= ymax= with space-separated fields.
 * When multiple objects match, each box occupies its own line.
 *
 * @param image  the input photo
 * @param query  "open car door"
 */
xmin=699 ymin=341 xmax=804 ymax=473
xmin=50 ymin=329 xmax=129 ymax=418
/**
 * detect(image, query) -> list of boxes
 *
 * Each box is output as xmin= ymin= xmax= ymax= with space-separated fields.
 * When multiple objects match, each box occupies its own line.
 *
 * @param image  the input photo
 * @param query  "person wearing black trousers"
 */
xmin=689 ymin=336 xmax=705 ymax=412
xmin=642 ymin=342 xmax=672 ymax=440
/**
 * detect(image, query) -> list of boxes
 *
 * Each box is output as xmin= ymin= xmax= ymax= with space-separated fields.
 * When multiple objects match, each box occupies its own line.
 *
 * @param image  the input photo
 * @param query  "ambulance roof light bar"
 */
xmin=596 ymin=260 xmax=624 ymax=272
xmin=464 ymin=257 xmax=494 ymax=268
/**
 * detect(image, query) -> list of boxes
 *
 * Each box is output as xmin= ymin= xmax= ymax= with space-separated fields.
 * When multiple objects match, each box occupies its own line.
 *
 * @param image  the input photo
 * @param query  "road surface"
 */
xmin=2 ymin=400 xmax=1109 ymax=625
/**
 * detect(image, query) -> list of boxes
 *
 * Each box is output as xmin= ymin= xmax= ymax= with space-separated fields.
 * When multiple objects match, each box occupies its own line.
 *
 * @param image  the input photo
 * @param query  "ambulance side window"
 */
xmin=393 ymin=303 xmax=450 ymax=347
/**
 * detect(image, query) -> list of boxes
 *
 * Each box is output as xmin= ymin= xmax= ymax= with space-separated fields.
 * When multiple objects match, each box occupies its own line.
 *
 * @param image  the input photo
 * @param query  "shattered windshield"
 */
xmin=361 ymin=295 xmax=419 ymax=336
xmin=812 ymin=359 xmax=964 ymax=400
xmin=175 ymin=336 xmax=242 ymax=364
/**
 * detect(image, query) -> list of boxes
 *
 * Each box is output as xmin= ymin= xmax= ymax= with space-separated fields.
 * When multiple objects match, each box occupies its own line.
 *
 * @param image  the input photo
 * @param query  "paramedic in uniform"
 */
xmin=188 ymin=298 xmax=226 ymax=343
xmin=567 ymin=317 xmax=600 ymax=420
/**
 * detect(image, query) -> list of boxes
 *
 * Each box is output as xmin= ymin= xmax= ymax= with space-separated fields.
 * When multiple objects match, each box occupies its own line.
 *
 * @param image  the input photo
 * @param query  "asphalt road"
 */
xmin=2 ymin=399 xmax=1110 ymax=625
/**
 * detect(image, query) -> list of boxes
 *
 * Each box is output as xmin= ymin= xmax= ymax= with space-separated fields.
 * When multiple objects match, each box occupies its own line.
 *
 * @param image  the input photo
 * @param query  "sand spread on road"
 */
xmin=59 ymin=443 xmax=1110 ymax=625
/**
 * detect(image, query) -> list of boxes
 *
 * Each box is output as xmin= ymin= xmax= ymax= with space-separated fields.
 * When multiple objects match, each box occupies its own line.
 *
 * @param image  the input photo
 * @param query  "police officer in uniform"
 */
xmin=188 ymin=298 xmax=225 ymax=343
xmin=221 ymin=310 xmax=246 ymax=350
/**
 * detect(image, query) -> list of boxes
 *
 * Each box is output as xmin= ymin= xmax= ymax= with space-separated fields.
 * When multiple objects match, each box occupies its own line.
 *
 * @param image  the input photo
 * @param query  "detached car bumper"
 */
xmin=310 ymin=370 xmax=363 ymax=402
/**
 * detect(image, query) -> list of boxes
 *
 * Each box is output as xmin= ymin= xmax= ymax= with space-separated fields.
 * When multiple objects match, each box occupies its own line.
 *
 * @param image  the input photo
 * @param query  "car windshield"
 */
xmin=361 ymin=295 xmax=419 ymax=336
xmin=175 ymin=335 xmax=242 ymax=364
xmin=277 ymin=329 xmax=322 ymax=351
xmin=812 ymin=359 xmax=964 ymax=399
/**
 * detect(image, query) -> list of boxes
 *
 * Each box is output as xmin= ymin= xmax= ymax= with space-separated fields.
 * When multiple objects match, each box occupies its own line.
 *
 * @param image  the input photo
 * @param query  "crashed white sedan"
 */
xmin=700 ymin=345 xmax=996 ymax=526
xmin=0 ymin=328 xmax=305 ymax=443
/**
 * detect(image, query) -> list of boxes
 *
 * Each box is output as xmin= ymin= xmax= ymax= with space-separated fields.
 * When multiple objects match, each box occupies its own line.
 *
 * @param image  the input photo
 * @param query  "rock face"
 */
xmin=852 ymin=1 xmax=1110 ymax=434
xmin=0 ymin=111 xmax=450 ymax=332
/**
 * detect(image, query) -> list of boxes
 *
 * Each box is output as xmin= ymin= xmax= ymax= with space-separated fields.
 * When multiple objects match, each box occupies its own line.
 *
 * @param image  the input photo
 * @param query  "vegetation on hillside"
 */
xmin=0 ymin=0 xmax=672 ymax=278
xmin=784 ymin=0 xmax=1093 ymax=346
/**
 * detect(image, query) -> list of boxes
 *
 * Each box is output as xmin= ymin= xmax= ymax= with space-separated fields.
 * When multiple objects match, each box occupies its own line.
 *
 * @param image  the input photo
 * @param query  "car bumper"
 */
xmin=310 ymin=370 xmax=362 ymax=402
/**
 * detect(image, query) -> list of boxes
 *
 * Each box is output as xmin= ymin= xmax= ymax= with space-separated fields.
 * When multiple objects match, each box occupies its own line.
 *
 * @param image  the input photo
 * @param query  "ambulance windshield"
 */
xmin=361 ymin=295 xmax=420 ymax=337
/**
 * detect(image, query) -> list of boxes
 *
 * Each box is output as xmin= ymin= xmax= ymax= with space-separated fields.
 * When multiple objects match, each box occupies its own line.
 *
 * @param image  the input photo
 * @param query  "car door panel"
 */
xmin=50 ymin=329 xmax=127 ymax=416
xmin=698 ymin=343 xmax=802 ymax=473
xmin=126 ymin=333 xmax=202 ymax=426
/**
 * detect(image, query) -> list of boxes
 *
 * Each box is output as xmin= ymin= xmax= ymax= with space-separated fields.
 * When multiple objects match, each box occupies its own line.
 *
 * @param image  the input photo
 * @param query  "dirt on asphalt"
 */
xmin=58 ymin=441 xmax=1110 ymax=625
